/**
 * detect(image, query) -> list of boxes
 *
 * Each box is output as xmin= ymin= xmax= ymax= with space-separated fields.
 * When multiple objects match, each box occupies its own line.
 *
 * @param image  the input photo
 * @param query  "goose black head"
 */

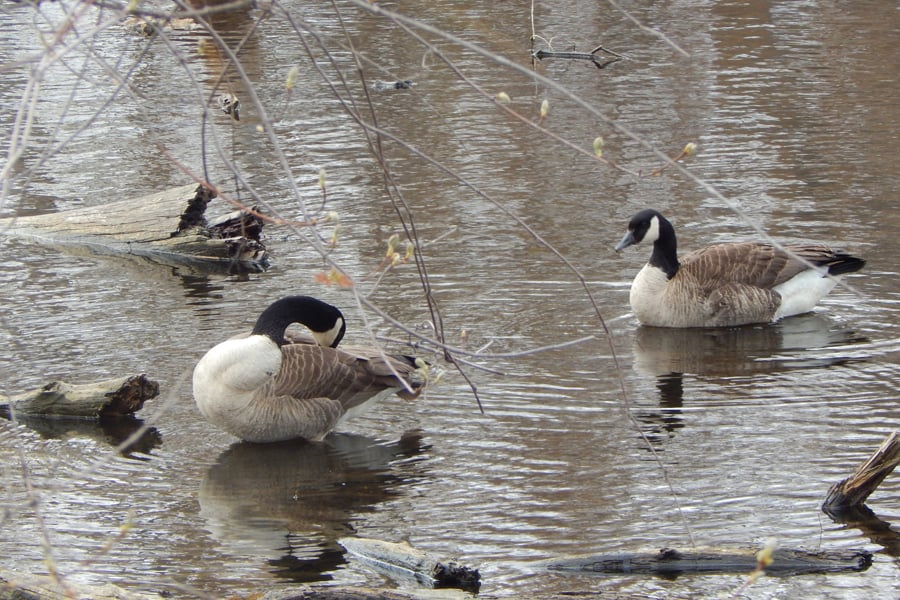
xmin=252 ymin=296 xmax=346 ymax=348
xmin=616 ymin=209 xmax=679 ymax=278
xmin=615 ymin=209 xmax=666 ymax=252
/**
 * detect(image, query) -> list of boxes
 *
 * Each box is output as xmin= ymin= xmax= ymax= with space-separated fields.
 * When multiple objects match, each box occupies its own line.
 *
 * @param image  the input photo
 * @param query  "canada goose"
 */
xmin=615 ymin=209 xmax=865 ymax=328
xmin=192 ymin=295 xmax=425 ymax=443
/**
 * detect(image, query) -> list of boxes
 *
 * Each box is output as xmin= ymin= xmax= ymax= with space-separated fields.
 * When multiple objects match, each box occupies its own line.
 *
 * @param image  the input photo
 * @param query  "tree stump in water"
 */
xmin=0 ymin=184 xmax=269 ymax=273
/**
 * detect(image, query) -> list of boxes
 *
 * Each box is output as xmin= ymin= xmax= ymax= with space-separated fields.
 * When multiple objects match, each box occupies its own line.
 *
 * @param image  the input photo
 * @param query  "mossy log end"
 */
xmin=543 ymin=547 xmax=873 ymax=576
xmin=338 ymin=537 xmax=480 ymax=592
xmin=823 ymin=431 xmax=900 ymax=512
xmin=0 ymin=184 xmax=269 ymax=273
xmin=0 ymin=375 xmax=159 ymax=419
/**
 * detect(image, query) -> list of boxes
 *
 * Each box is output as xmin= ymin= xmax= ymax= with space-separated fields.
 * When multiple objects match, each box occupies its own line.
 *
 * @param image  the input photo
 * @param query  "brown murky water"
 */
xmin=1 ymin=1 xmax=898 ymax=598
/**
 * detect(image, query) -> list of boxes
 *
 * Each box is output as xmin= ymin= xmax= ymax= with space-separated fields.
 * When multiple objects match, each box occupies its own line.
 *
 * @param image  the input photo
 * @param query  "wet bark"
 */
xmin=543 ymin=547 xmax=873 ymax=576
xmin=0 ymin=184 xmax=268 ymax=273
xmin=823 ymin=431 xmax=900 ymax=511
xmin=0 ymin=375 xmax=158 ymax=418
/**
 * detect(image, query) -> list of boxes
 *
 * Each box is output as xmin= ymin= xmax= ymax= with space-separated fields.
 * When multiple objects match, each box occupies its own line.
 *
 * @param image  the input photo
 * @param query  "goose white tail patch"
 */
xmin=774 ymin=268 xmax=838 ymax=320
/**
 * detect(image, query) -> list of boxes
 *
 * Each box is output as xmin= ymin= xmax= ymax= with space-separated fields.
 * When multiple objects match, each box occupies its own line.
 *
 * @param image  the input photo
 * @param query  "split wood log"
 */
xmin=542 ymin=547 xmax=872 ymax=576
xmin=0 ymin=184 xmax=269 ymax=273
xmin=0 ymin=375 xmax=158 ymax=419
xmin=823 ymin=431 xmax=900 ymax=512
xmin=338 ymin=537 xmax=480 ymax=592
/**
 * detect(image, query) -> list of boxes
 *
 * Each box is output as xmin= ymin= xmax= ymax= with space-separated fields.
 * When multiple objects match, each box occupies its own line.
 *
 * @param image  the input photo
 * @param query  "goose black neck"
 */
xmin=649 ymin=216 xmax=680 ymax=279
xmin=252 ymin=296 xmax=345 ymax=347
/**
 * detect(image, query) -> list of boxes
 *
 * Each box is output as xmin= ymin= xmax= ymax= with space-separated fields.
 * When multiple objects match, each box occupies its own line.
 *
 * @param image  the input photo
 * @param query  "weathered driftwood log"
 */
xmin=0 ymin=184 xmax=268 ymax=273
xmin=543 ymin=547 xmax=872 ymax=576
xmin=0 ymin=375 xmax=158 ymax=418
xmin=338 ymin=537 xmax=480 ymax=592
xmin=823 ymin=431 xmax=900 ymax=511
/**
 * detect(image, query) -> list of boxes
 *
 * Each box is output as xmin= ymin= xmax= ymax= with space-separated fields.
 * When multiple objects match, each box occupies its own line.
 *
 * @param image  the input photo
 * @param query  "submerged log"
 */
xmin=543 ymin=547 xmax=872 ymax=576
xmin=823 ymin=431 xmax=900 ymax=511
xmin=338 ymin=537 xmax=480 ymax=592
xmin=0 ymin=184 xmax=269 ymax=273
xmin=0 ymin=375 xmax=158 ymax=418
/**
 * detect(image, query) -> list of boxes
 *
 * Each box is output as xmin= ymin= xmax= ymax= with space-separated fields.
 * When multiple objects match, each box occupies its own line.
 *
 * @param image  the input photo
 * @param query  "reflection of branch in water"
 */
xmin=825 ymin=504 xmax=900 ymax=557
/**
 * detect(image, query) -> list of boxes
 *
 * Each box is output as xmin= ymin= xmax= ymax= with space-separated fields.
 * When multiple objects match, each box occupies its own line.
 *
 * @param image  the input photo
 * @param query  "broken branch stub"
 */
xmin=823 ymin=431 xmax=900 ymax=512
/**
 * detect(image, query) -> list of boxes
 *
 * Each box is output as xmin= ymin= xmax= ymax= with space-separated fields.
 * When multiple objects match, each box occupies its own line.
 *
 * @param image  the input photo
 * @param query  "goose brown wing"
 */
xmin=273 ymin=344 xmax=422 ymax=411
xmin=680 ymin=243 xmax=838 ymax=290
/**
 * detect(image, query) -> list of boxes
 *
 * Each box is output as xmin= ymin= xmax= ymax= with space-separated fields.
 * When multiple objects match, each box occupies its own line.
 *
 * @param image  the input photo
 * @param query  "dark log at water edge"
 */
xmin=542 ymin=547 xmax=873 ymax=576
xmin=0 ymin=184 xmax=269 ymax=274
xmin=0 ymin=374 xmax=159 ymax=418
xmin=823 ymin=431 xmax=900 ymax=512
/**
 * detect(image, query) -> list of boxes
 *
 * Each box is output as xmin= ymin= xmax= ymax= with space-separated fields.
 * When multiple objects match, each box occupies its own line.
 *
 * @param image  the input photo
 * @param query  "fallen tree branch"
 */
xmin=542 ymin=547 xmax=873 ymax=576
xmin=0 ymin=375 xmax=158 ymax=419
xmin=823 ymin=431 xmax=900 ymax=511
xmin=533 ymin=44 xmax=624 ymax=69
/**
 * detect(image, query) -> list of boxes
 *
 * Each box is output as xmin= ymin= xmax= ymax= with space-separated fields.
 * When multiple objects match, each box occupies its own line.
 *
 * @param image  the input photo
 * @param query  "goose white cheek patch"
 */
xmin=313 ymin=317 xmax=345 ymax=347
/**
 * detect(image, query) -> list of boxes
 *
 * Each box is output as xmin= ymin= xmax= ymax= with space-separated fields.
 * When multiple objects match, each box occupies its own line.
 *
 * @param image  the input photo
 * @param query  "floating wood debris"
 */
xmin=338 ymin=537 xmax=480 ymax=592
xmin=532 ymin=44 xmax=624 ymax=69
xmin=0 ymin=184 xmax=269 ymax=273
xmin=542 ymin=547 xmax=873 ymax=576
xmin=0 ymin=374 xmax=159 ymax=419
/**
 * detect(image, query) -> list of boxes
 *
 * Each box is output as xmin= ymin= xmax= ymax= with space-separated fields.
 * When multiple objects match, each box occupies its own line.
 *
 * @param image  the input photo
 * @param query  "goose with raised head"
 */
xmin=192 ymin=295 xmax=425 ymax=443
xmin=614 ymin=209 xmax=865 ymax=328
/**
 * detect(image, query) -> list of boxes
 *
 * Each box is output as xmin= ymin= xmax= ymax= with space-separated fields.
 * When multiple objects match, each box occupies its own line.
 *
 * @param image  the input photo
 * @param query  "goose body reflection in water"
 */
xmin=198 ymin=432 xmax=428 ymax=582
xmin=630 ymin=314 xmax=868 ymax=445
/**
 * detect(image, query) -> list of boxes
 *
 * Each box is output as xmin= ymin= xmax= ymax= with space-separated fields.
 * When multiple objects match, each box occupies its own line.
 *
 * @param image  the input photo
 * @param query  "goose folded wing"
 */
xmin=681 ymin=243 xmax=838 ymax=289
xmin=273 ymin=344 xmax=422 ymax=410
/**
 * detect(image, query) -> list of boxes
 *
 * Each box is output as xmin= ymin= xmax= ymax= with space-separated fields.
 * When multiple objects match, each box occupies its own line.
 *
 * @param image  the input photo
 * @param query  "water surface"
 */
xmin=1 ymin=1 xmax=898 ymax=598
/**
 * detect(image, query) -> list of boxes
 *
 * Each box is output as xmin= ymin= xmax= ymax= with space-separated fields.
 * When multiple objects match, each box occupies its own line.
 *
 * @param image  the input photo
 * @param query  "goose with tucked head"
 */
xmin=192 ymin=296 xmax=425 ymax=443
xmin=615 ymin=209 xmax=865 ymax=328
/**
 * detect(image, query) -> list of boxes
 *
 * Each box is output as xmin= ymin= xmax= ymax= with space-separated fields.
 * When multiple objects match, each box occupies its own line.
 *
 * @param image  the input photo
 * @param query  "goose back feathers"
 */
xmin=615 ymin=209 xmax=865 ymax=328
xmin=192 ymin=296 xmax=425 ymax=443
